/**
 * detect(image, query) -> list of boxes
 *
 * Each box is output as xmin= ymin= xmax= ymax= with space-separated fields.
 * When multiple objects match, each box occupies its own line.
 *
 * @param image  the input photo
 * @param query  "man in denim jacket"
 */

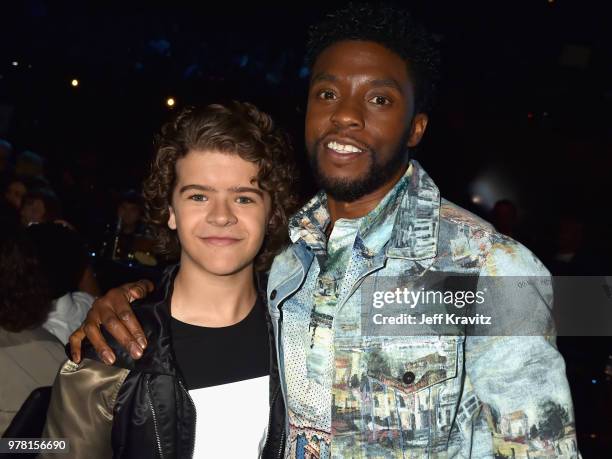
xmin=266 ymin=4 xmax=580 ymax=458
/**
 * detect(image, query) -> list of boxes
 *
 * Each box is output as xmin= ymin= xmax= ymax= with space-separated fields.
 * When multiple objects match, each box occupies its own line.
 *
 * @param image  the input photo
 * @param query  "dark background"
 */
xmin=1 ymin=0 xmax=610 ymax=456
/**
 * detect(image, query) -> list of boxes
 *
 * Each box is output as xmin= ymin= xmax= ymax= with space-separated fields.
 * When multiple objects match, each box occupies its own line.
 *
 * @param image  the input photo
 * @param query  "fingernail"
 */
xmin=101 ymin=350 xmax=115 ymax=365
xmin=137 ymin=337 xmax=147 ymax=349
xmin=72 ymin=353 xmax=80 ymax=363
xmin=129 ymin=342 xmax=143 ymax=359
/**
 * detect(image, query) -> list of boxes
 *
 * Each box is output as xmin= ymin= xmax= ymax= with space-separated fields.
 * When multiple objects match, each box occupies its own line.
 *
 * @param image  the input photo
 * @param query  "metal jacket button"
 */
xmin=270 ymin=290 xmax=277 ymax=300
xmin=402 ymin=371 xmax=416 ymax=385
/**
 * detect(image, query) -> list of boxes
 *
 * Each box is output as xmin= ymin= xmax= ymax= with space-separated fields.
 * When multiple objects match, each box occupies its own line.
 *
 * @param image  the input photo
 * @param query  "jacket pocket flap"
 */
xmin=365 ymin=336 xmax=459 ymax=395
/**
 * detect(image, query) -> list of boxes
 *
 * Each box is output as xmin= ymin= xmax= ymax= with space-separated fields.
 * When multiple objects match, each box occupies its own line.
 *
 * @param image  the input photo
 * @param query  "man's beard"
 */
xmin=308 ymin=139 xmax=410 ymax=203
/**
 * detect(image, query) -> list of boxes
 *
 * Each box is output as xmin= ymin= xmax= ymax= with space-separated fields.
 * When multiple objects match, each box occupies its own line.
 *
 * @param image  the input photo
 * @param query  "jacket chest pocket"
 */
xmin=364 ymin=336 xmax=460 ymax=395
xmin=357 ymin=336 xmax=462 ymax=448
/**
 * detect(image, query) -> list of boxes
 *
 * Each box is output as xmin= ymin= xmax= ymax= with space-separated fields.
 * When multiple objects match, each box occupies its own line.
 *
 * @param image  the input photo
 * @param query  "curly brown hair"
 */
xmin=143 ymin=101 xmax=298 ymax=271
xmin=0 ymin=222 xmax=53 ymax=332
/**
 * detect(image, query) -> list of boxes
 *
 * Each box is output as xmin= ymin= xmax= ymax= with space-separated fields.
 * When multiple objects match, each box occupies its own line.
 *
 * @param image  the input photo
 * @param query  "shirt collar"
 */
xmin=288 ymin=165 xmax=410 ymax=254
xmin=357 ymin=165 xmax=410 ymax=255
xmin=386 ymin=160 xmax=440 ymax=260
xmin=288 ymin=160 xmax=440 ymax=260
xmin=288 ymin=190 xmax=329 ymax=251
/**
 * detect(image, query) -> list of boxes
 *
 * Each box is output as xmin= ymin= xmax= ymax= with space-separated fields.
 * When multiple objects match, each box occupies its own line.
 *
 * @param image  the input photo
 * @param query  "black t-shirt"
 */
xmin=170 ymin=297 xmax=270 ymax=390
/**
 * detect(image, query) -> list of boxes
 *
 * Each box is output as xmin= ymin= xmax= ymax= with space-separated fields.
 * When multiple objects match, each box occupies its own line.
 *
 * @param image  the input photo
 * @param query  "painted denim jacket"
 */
xmin=267 ymin=160 xmax=580 ymax=459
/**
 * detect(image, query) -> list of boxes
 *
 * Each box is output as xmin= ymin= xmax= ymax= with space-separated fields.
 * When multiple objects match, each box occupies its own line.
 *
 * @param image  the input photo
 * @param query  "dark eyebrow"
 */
xmin=229 ymin=186 xmax=264 ymax=197
xmin=311 ymin=73 xmax=403 ymax=95
xmin=310 ymin=72 xmax=337 ymax=85
xmin=369 ymin=78 xmax=404 ymax=95
xmin=179 ymin=184 xmax=215 ymax=194
xmin=178 ymin=184 xmax=264 ymax=197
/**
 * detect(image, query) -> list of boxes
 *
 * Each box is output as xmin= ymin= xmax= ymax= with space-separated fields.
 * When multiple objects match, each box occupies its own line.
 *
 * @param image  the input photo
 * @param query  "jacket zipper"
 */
xmin=276 ymin=428 xmax=286 ymax=459
xmin=178 ymin=379 xmax=197 ymax=458
xmin=263 ymin=386 xmax=280 ymax=451
xmin=261 ymin=385 xmax=286 ymax=459
xmin=271 ymin=306 xmax=288 ymax=459
xmin=146 ymin=376 xmax=164 ymax=459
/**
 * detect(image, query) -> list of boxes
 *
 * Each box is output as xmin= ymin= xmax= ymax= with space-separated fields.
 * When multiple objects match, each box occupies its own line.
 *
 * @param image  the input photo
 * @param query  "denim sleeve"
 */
xmin=464 ymin=239 xmax=581 ymax=458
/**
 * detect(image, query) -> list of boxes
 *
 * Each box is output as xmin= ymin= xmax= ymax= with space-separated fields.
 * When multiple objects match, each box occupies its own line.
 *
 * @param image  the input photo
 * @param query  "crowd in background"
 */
xmin=0 ymin=136 xmax=171 ymax=434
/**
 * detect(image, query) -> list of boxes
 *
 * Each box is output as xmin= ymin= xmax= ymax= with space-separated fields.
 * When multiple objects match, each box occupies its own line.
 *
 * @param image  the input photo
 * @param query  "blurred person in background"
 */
xmin=0 ymin=221 xmax=66 ymax=435
xmin=14 ymin=150 xmax=45 ymax=180
xmin=19 ymin=188 xmax=101 ymax=297
xmin=546 ymin=213 xmax=612 ymax=276
xmin=0 ymin=175 xmax=27 ymax=224
xmin=20 ymin=187 xmax=62 ymax=226
xmin=116 ymin=190 xmax=145 ymax=237
xmin=27 ymin=223 xmax=95 ymax=344
xmin=4 ymin=176 xmax=27 ymax=210
xmin=98 ymin=190 xmax=155 ymax=265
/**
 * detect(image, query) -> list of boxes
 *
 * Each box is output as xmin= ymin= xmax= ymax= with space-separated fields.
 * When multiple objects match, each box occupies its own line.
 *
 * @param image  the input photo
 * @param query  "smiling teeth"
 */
xmin=327 ymin=141 xmax=362 ymax=154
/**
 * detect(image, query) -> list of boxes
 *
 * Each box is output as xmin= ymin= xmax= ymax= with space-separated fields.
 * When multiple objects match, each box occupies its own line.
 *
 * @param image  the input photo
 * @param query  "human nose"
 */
xmin=330 ymin=97 xmax=365 ymax=130
xmin=206 ymin=198 xmax=237 ymax=226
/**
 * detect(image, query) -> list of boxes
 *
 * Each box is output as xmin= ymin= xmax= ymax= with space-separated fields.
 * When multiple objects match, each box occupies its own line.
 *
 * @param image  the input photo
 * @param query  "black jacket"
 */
xmin=45 ymin=266 xmax=285 ymax=458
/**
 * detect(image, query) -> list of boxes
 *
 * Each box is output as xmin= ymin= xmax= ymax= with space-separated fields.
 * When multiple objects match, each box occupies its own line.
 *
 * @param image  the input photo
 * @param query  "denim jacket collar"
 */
xmin=386 ymin=159 xmax=440 ymax=260
xmin=288 ymin=160 xmax=440 ymax=263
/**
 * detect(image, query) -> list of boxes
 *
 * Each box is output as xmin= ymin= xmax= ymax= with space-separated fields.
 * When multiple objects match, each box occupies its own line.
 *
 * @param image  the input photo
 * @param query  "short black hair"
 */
xmin=306 ymin=2 xmax=440 ymax=114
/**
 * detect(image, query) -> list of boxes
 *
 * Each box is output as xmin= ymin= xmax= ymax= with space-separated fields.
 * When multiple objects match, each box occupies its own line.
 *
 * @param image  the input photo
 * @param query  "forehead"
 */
xmin=311 ymin=40 xmax=411 ymax=87
xmin=175 ymin=150 xmax=260 ymax=185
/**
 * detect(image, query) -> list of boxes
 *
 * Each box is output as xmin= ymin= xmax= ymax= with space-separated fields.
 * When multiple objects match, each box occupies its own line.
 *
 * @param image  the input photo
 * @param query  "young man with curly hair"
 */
xmin=43 ymin=102 xmax=295 ymax=458
xmin=70 ymin=3 xmax=579 ymax=458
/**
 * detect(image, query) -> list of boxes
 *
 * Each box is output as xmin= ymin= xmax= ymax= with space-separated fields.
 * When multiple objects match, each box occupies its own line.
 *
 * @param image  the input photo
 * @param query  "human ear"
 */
xmin=167 ymin=206 xmax=177 ymax=230
xmin=406 ymin=113 xmax=429 ymax=148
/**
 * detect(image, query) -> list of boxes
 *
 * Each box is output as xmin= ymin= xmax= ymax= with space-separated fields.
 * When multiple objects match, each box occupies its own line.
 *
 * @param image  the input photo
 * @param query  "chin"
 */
xmin=316 ymin=170 xmax=369 ymax=193
xmin=317 ymin=158 xmax=370 ymax=182
xmin=200 ymin=261 xmax=251 ymax=277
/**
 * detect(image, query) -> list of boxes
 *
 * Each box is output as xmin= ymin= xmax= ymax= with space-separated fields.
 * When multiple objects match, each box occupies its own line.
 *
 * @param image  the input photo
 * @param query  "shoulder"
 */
xmin=0 ymin=326 xmax=65 ymax=362
xmin=271 ymin=243 xmax=297 ymax=265
xmin=80 ymin=298 xmax=169 ymax=370
xmin=440 ymin=199 xmax=495 ymax=234
xmin=439 ymin=199 xmax=549 ymax=276
xmin=480 ymin=234 xmax=551 ymax=277
xmin=269 ymin=243 xmax=304 ymax=277
xmin=0 ymin=325 xmax=60 ymax=346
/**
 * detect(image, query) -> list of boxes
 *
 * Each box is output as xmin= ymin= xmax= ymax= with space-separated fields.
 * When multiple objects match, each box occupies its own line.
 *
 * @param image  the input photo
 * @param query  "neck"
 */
xmin=326 ymin=165 xmax=407 ymax=225
xmin=171 ymin=256 xmax=257 ymax=327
